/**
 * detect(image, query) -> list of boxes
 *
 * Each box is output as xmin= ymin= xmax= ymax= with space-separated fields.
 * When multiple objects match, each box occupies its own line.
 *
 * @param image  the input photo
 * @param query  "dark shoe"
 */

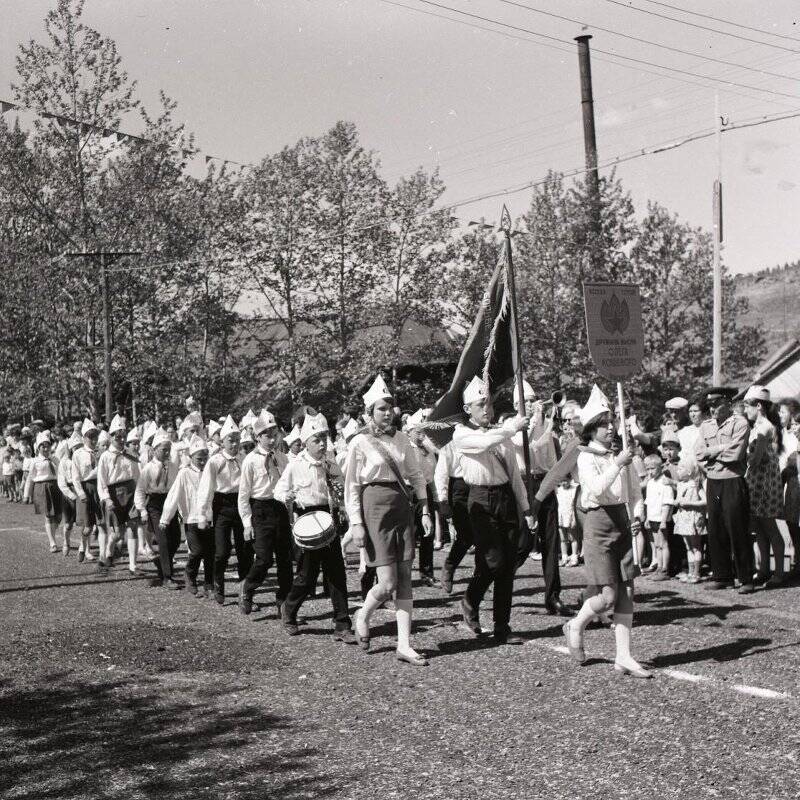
xmin=96 ymin=560 xmax=109 ymax=574
xmin=214 ymin=590 xmax=225 ymax=605
xmin=333 ymin=628 xmax=356 ymax=645
xmin=199 ymin=584 xmax=212 ymax=599
xmin=239 ymin=584 xmax=252 ymax=615
xmin=766 ymin=575 xmax=786 ymax=588
xmin=77 ymin=550 xmax=85 ymax=564
xmin=460 ymin=597 xmax=482 ymax=635
xmin=753 ymin=574 xmax=768 ymax=587
xmin=545 ymin=598 xmax=571 ymax=617
xmin=420 ymin=573 xmax=440 ymax=588
xmin=280 ymin=603 xmax=299 ymax=635
xmin=162 ymin=578 xmax=181 ymax=591
xmin=737 ymin=583 xmax=755 ymax=595
xmin=705 ymin=580 xmax=734 ymax=591
xmin=148 ymin=577 xmax=163 ymax=588
xmin=494 ymin=631 xmax=523 ymax=645
xmin=186 ymin=581 xmax=198 ymax=596
xmin=440 ymin=565 xmax=454 ymax=595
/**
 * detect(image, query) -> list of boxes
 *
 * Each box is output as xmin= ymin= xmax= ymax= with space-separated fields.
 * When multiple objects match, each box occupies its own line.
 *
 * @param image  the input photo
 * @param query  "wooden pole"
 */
xmin=501 ymin=206 xmax=533 ymax=507
xmin=616 ymin=380 xmax=640 ymax=567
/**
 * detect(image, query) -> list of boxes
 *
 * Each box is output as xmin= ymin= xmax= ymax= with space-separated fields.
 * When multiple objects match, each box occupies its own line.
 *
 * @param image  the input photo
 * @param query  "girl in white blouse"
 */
xmin=563 ymin=390 xmax=650 ymax=679
xmin=345 ymin=376 xmax=431 ymax=667
xmin=23 ymin=433 xmax=63 ymax=553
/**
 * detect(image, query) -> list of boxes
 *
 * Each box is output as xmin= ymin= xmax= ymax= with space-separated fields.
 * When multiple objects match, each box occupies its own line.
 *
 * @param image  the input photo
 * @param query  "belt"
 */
xmin=466 ymin=481 xmax=510 ymax=489
xmin=364 ymin=480 xmax=400 ymax=488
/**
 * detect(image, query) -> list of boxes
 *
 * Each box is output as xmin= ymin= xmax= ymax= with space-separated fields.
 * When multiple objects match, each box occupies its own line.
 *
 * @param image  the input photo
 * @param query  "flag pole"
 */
xmin=500 ymin=206 xmax=533 ymax=507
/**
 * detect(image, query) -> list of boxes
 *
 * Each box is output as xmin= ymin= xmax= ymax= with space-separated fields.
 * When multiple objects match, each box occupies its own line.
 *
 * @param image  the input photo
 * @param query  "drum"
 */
xmin=292 ymin=510 xmax=336 ymax=551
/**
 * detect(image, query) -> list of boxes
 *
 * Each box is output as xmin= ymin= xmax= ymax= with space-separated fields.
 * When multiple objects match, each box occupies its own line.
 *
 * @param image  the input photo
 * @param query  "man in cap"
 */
xmin=198 ymin=414 xmax=249 ymax=604
xmin=274 ymin=413 xmax=354 ymax=641
xmin=453 ymin=376 xmax=534 ymax=645
xmin=238 ymin=410 xmax=291 ymax=615
xmin=695 ymin=386 xmax=753 ymax=593
xmin=512 ymin=379 xmax=570 ymax=617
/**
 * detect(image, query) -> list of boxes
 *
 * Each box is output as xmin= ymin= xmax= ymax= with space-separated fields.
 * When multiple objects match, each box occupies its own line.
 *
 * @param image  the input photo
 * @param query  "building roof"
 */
xmin=751 ymin=338 xmax=800 ymax=399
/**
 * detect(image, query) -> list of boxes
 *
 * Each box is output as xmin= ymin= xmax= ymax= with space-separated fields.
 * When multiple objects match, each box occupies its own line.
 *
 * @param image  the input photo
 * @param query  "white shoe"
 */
xmin=84 ymin=551 xmax=97 ymax=562
xmin=530 ymin=552 xmax=543 ymax=561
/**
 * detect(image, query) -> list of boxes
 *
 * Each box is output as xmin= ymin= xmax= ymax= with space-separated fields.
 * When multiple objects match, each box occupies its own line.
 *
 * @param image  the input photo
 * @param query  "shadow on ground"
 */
xmin=0 ymin=674 xmax=345 ymax=800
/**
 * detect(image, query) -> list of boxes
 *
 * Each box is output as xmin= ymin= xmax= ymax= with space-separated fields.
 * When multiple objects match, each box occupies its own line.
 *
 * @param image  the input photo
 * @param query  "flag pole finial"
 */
xmin=499 ymin=205 xmax=512 ymax=233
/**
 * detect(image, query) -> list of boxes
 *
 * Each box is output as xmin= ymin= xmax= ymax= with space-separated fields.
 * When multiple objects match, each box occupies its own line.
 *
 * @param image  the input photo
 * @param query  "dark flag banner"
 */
xmin=425 ymin=236 xmax=516 ymax=445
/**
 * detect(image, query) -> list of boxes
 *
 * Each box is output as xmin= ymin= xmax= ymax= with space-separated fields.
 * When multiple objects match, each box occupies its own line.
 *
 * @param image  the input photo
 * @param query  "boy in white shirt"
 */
xmin=644 ymin=453 xmax=674 ymax=579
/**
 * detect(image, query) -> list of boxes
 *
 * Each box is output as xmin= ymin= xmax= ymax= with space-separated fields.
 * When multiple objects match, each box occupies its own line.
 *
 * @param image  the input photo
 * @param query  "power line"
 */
xmin=639 ymin=0 xmax=800 ymax=44
xmin=404 ymin=1 xmax=800 ymax=100
xmin=602 ymin=0 xmax=800 ymax=54
xmin=494 ymin=0 xmax=799 ymax=80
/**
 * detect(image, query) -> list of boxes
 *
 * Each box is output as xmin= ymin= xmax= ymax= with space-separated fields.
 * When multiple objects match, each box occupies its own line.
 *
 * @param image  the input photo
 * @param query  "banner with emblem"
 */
xmin=582 ymin=282 xmax=644 ymax=380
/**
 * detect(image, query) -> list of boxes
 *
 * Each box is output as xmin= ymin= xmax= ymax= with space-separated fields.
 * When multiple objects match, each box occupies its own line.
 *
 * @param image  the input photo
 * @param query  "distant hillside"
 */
xmin=734 ymin=260 xmax=800 ymax=355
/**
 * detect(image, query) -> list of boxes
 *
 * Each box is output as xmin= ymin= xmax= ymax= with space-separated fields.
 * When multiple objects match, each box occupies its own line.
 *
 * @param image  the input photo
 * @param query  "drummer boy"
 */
xmin=274 ymin=413 xmax=355 ymax=643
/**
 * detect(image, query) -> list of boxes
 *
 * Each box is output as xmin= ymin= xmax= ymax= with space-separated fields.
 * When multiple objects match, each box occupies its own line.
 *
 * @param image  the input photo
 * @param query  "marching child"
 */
xmin=2 ymin=450 xmax=15 ymax=501
xmin=160 ymin=435 xmax=212 ymax=596
xmin=644 ymin=453 xmax=674 ymax=580
xmin=673 ymin=462 xmax=706 ymax=584
xmin=21 ymin=443 xmax=33 ymax=503
xmin=23 ymin=432 xmax=63 ymax=552
xmin=556 ymin=477 xmax=579 ymax=567
xmin=275 ymin=413 xmax=354 ymax=642
xmin=56 ymin=431 xmax=83 ymax=555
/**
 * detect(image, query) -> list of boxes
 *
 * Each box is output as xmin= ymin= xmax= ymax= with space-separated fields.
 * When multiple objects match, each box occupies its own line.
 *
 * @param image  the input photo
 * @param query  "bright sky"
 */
xmin=2 ymin=0 xmax=799 ymax=274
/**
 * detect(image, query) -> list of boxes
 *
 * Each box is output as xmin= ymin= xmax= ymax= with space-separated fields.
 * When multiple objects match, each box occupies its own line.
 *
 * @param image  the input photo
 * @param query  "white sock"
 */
xmin=614 ymin=612 xmax=642 ymax=668
xmin=361 ymin=584 xmax=387 ymax=626
xmin=127 ymin=536 xmax=137 ymax=570
xmin=395 ymin=598 xmax=417 ymax=654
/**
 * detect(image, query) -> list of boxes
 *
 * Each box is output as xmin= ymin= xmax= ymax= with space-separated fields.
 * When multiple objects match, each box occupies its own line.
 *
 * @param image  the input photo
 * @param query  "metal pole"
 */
xmin=100 ymin=251 xmax=113 ymax=423
xmin=575 ymin=34 xmax=603 ymax=274
xmin=501 ymin=209 xmax=533 ymax=506
xmin=712 ymin=93 xmax=723 ymax=384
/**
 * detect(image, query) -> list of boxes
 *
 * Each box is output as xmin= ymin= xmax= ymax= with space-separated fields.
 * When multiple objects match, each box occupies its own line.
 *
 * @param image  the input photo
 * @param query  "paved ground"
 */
xmin=1 ymin=500 xmax=799 ymax=800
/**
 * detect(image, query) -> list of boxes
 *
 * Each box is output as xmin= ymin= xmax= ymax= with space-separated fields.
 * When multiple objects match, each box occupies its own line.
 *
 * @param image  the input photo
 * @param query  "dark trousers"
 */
xmin=242 ymin=498 xmax=293 ymax=603
xmin=415 ymin=486 xmax=436 ymax=576
xmin=444 ymin=477 xmax=474 ymax=573
xmin=706 ymin=476 xmax=753 ymax=583
xmin=283 ymin=506 xmax=350 ymax=629
xmin=185 ymin=523 xmax=215 ymax=586
xmin=213 ymin=492 xmax=251 ymax=595
xmin=520 ymin=483 xmax=561 ymax=606
xmin=146 ymin=495 xmax=181 ymax=579
xmin=464 ymin=483 xmax=520 ymax=635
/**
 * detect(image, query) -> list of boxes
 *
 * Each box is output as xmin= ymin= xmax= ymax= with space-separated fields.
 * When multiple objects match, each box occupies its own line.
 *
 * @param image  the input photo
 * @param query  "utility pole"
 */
xmin=65 ymin=249 xmax=141 ymax=423
xmin=575 ymin=34 xmax=603 ymax=275
xmin=712 ymin=93 xmax=724 ymax=384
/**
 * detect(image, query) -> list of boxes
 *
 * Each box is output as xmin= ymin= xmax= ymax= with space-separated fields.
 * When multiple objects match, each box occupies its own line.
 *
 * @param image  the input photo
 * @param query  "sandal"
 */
xmin=355 ymin=610 xmax=371 ymax=652
xmin=49 ymin=544 xmax=58 ymax=554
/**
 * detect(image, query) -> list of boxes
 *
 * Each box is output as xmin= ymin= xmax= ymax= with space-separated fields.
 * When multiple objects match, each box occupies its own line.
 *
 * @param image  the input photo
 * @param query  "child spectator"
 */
xmin=556 ymin=477 xmax=579 ymax=567
xmin=2 ymin=450 xmax=14 ymax=500
xmin=644 ymin=453 xmax=674 ymax=580
xmin=673 ymin=462 xmax=706 ymax=584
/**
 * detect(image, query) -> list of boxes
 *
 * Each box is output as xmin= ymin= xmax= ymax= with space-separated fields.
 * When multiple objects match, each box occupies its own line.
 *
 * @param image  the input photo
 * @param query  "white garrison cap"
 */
xmin=208 ymin=419 xmax=221 ymax=438
xmin=67 ymin=431 xmax=83 ymax=450
xmin=579 ymin=384 xmax=611 ymax=428
xmin=151 ymin=428 xmax=171 ymax=449
xmin=189 ymin=434 xmax=208 ymax=455
xmin=463 ymin=375 xmax=488 ymax=405
xmin=240 ymin=428 xmax=254 ymax=444
xmin=220 ymin=415 xmax=240 ymax=439
xmin=665 ymin=397 xmax=689 ymax=411
xmin=126 ymin=427 xmax=141 ymax=443
xmin=363 ymin=374 xmax=392 ymax=408
xmin=34 ymin=431 xmax=51 ymax=450
xmin=341 ymin=418 xmax=360 ymax=442
xmin=512 ymin=379 xmax=536 ymax=410
xmin=108 ymin=414 xmax=126 ymax=435
xmin=300 ymin=413 xmax=328 ymax=443
xmin=81 ymin=418 xmax=98 ymax=437
xmin=142 ymin=420 xmax=158 ymax=443
xmin=253 ymin=410 xmax=277 ymax=435
xmin=97 ymin=430 xmax=111 ymax=447
xmin=240 ymin=408 xmax=258 ymax=428
xmin=283 ymin=424 xmax=302 ymax=446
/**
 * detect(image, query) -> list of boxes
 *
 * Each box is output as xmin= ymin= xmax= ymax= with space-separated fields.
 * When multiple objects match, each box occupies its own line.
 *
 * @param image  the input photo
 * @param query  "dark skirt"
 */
xmin=106 ymin=479 xmax=138 ymax=527
xmin=582 ymin=504 xmax=639 ymax=585
xmin=33 ymin=480 xmax=62 ymax=520
xmin=361 ymin=482 xmax=414 ymax=568
xmin=76 ymin=480 xmax=101 ymax=528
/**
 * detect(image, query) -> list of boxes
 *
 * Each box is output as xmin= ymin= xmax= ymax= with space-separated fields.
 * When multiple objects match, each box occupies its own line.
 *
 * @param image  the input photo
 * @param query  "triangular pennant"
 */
xmin=1 ymin=101 xmax=18 ymax=114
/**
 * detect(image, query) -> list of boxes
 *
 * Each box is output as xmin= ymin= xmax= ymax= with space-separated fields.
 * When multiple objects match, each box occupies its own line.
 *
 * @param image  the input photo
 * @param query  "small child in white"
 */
xmin=673 ymin=462 xmax=706 ymax=584
xmin=555 ymin=478 xmax=579 ymax=567
xmin=644 ymin=453 xmax=674 ymax=579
